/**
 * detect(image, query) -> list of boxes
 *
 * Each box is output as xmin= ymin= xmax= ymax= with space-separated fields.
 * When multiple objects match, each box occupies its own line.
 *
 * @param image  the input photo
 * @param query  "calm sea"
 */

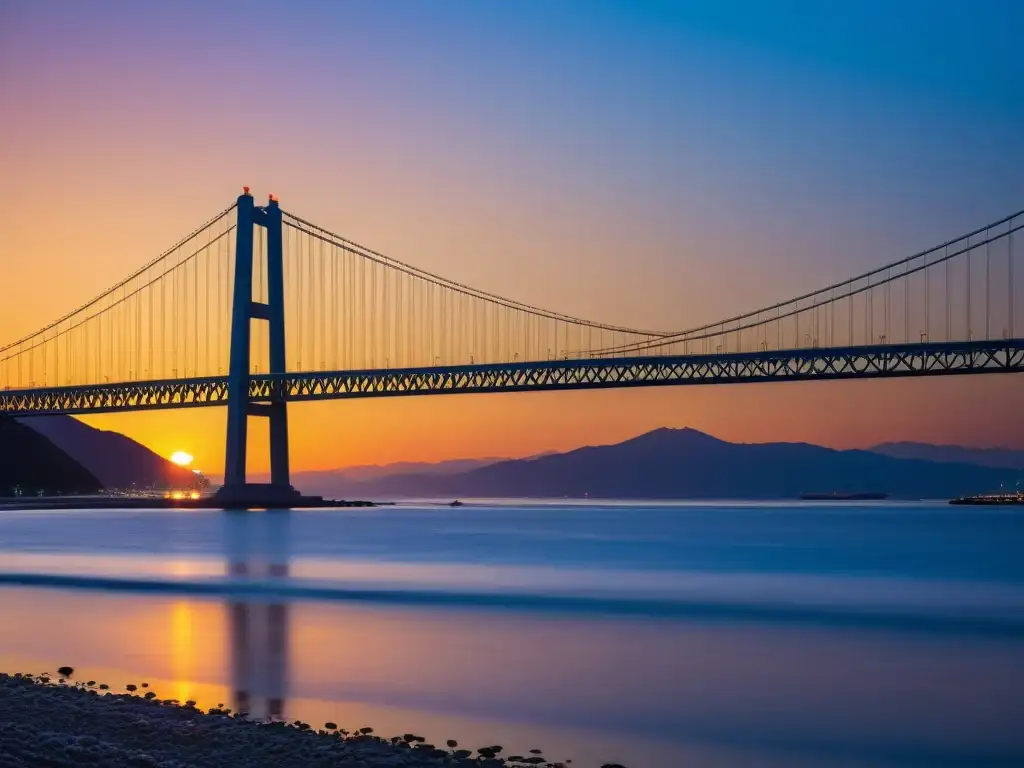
xmin=1 ymin=501 xmax=1023 ymax=767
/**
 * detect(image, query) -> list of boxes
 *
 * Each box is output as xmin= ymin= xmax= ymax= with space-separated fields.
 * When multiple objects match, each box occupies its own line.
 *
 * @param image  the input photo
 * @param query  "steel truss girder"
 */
xmin=0 ymin=378 xmax=229 ymax=416
xmin=267 ymin=340 xmax=1024 ymax=402
xmin=3 ymin=340 xmax=1022 ymax=416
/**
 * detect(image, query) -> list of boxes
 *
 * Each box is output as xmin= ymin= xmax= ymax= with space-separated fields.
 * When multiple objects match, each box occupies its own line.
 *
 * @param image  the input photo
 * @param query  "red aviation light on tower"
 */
xmin=269 ymin=193 xmax=278 ymax=204
xmin=242 ymin=186 xmax=251 ymax=196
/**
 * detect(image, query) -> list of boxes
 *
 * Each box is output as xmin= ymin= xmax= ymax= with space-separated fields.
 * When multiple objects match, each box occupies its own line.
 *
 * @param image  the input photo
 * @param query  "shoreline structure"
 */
xmin=0 ymin=671 xmax=598 ymax=768
xmin=0 ymin=495 xmax=375 ymax=511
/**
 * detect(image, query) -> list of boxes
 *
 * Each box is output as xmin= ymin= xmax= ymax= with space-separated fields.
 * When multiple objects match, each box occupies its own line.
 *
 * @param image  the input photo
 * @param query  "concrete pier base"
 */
xmin=212 ymin=483 xmax=322 ymax=509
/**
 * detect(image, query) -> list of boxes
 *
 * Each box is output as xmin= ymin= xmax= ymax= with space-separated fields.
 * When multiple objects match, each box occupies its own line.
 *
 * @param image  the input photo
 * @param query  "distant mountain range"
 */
xmin=313 ymin=428 xmax=1021 ymax=501
xmin=247 ymin=453 xmax=559 ymax=496
xmin=17 ymin=415 xmax=202 ymax=490
xmin=871 ymin=442 xmax=1024 ymax=470
xmin=6 ymin=415 xmax=1021 ymax=501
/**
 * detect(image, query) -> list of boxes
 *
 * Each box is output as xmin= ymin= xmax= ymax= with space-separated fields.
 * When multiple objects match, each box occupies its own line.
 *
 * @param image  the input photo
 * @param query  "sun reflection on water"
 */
xmin=170 ymin=601 xmax=195 ymax=704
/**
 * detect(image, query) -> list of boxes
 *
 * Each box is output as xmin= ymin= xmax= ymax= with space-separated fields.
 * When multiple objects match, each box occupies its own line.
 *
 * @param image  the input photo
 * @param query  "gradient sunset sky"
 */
xmin=2 ymin=1 xmax=1023 ymax=474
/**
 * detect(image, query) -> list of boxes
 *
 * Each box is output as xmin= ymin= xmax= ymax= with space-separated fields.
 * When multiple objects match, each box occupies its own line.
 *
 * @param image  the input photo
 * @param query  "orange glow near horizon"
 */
xmin=76 ymin=371 xmax=1024 ymax=477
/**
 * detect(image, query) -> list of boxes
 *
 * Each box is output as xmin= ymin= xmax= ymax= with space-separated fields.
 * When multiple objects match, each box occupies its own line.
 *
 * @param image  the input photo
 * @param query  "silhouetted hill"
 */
xmin=17 ymin=415 xmax=201 ymax=490
xmin=0 ymin=416 xmax=101 ymax=496
xmin=871 ymin=442 xmax=1024 ymax=470
xmin=342 ymin=428 xmax=1021 ymax=500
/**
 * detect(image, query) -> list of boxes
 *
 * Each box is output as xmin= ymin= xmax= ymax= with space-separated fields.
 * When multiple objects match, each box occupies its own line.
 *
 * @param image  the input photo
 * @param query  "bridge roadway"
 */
xmin=2 ymin=339 xmax=1022 ymax=416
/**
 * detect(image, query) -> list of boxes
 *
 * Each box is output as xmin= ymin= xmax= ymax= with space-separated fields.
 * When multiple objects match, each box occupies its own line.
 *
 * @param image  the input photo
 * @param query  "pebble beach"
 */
xmin=0 ymin=671 xmax=609 ymax=768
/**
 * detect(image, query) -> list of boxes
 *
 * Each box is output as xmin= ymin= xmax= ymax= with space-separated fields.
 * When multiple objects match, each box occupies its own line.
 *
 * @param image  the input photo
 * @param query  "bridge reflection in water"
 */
xmin=224 ymin=510 xmax=291 ymax=720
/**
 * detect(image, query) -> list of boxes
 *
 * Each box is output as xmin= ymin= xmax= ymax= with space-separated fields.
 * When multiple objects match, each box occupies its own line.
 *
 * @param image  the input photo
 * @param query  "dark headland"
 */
xmin=15 ymin=415 xmax=203 ymax=490
xmin=0 ymin=417 xmax=102 ymax=497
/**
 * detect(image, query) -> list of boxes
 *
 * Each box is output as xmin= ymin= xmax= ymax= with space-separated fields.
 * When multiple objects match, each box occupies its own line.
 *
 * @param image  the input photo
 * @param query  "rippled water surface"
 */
xmin=1 ymin=501 xmax=1023 ymax=767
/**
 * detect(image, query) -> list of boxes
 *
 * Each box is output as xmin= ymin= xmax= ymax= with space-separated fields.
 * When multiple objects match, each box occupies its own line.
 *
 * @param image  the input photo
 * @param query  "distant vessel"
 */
xmin=799 ymin=492 xmax=889 ymax=501
xmin=949 ymin=492 xmax=1024 ymax=506
xmin=449 ymin=500 xmax=464 ymax=507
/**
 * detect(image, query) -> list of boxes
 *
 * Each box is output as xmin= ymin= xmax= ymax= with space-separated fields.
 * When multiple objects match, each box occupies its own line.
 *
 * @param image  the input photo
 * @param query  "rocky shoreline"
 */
xmin=0 ymin=671 xmax=615 ymax=768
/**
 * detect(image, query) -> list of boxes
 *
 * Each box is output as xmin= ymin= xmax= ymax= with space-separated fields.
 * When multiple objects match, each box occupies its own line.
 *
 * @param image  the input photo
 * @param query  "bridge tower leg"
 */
xmin=215 ymin=190 xmax=302 ymax=508
xmin=264 ymin=197 xmax=291 ymax=489
xmin=221 ymin=190 xmax=254 ymax=493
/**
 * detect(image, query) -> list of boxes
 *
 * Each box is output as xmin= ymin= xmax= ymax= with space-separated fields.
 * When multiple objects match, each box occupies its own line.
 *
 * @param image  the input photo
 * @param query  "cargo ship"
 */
xmin=949 ymin=492 xmax=1024 ymax=506
xmin=799 ymin=492 xmax=889 ymax=501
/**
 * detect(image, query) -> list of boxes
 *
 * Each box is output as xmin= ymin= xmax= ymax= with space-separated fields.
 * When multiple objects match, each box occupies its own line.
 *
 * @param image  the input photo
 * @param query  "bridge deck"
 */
xmin=3 ymin=339 xmax=1022 ymax=416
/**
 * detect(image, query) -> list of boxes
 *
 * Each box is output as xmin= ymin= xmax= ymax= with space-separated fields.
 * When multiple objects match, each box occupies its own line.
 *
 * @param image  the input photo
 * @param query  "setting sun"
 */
xmin=170 ymin=451 xmax=194 ymax=467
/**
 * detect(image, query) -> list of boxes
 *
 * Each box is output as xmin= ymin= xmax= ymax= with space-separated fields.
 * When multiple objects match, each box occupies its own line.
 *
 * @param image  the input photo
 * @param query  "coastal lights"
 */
xmin=163 ymin=489 xmax=201 ymax=501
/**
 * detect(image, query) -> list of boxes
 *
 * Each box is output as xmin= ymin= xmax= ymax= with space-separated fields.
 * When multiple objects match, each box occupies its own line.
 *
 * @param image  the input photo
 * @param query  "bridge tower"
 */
xmin=214 ymin=189 xmax=300 ymax=507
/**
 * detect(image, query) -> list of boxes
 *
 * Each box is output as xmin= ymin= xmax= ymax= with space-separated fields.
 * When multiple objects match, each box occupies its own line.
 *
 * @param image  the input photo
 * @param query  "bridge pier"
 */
xmin=215 ymin=190 xmax=309 ymax=509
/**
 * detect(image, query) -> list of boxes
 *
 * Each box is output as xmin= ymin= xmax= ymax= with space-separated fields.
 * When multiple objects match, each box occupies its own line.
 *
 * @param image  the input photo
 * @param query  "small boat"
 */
xmin=799 ymin=492 xmax=889 ymax=501
xmin=449 ymin=500 xmax=464 ymax=507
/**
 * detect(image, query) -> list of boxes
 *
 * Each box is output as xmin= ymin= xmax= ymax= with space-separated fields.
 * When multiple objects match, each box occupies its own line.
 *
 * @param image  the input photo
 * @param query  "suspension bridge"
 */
xmin=1 ymin=190 xmax=1021 ymax=504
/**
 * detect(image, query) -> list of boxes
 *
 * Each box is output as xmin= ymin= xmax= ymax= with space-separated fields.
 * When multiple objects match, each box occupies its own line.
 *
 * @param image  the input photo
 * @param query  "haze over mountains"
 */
xmin=283 ymin=458 xmax=501 ymax=497
xmin=871 ymin=442 xmax=1024 ymax=470
xmin=282 ymin=453 xmax=558 ymax=497
xmin=309 ymin=428 xmax=1022 ymax=501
